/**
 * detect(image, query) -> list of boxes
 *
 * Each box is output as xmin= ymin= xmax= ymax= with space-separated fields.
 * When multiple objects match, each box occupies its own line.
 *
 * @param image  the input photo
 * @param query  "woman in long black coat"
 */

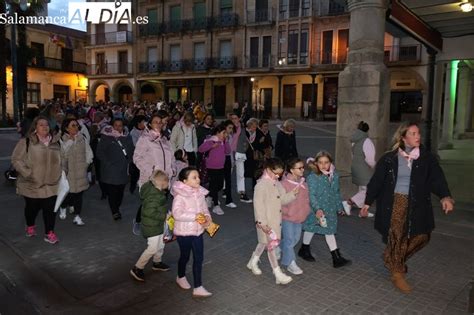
xmin=361 ymin=122 xmax=454 ymax=294
xmin=274 ymin=119 xmax=298 ymax=162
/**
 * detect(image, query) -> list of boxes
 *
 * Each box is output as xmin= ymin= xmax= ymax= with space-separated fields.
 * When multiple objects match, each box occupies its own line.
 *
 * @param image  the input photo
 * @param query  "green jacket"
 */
xmin=140 ymin=181 xmax=168 ymax=238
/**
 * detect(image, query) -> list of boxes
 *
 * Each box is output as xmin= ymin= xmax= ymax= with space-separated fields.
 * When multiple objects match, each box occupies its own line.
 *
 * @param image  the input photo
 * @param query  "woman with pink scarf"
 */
xmin=361 ymin=122 xmax=454 ymax=294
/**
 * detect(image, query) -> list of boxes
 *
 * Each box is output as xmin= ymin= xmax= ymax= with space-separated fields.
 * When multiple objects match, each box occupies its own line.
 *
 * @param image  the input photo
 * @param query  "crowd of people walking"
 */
xmin=9 ymin=99 xmax=454 ymax=297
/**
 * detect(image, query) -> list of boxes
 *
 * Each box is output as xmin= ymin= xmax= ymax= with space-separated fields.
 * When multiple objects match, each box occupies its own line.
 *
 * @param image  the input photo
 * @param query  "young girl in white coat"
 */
xmin=247 ymin=158 xmax=300 ymax=285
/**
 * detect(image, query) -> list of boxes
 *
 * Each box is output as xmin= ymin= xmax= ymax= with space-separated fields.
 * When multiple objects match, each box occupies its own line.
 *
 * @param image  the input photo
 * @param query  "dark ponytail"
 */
xmin=357 ymin=121 xmax=369 ymax=132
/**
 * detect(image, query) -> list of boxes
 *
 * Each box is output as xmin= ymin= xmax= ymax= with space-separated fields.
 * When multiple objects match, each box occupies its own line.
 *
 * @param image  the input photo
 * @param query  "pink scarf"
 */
xmin=230 ymin=124 xmax=241 ymax=152
xmin=149 ymin=128 xmax=161 ymax=141
xmin=398 ymin=147 xmax=420 ymax=169
xmin=37 ymin=134 xmax=52 ymax=146
xmin=247 ymin=130 xmax=256 ymax=143
xmin=285 ymin=175 xmax=307 ymax=190
xmin=321 ymin=164 xmax=335 ymax=182
xmin=260 ymin=169 xmax=279 ymax=183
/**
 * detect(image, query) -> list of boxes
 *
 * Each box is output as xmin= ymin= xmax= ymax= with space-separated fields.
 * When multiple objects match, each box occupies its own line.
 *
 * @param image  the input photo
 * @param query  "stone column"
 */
xmin=439 ymin=62 xmax=455 ymax=149
xmin=422 ymin=49 xmax=437 ymax=152
xmin=455 ymin=61 xmax=470 ymax=138
xmin=311 ymin=74 xmax=316 ymax=119
xmin=430 ymin=61 xmax=445 ymax=154
xmin=466 ymin=73 xmax=474 ymax=131
xmin=336 ymin=0 xmax=390 ymax=172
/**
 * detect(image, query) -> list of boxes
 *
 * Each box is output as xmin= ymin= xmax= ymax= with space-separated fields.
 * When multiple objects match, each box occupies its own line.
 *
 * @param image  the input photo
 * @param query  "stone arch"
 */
xmin=89 ymin=80 xmax=110 ymax=104
xmin=112 ymin=80 xmax=134 ymax=103
xmin=389 ymin=68 xmax=428 ymax=121
xmin=140 ymin=83 xmax=158 ymax=102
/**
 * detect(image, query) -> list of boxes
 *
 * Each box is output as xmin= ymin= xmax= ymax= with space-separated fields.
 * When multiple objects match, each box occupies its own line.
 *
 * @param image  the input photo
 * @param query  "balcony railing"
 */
xmin=247 ymin=55 xmax=273 ymax=68
xmin=384 ymin=45 xmax=421 ymax=63
xmin=28 ymin=57 xmax=86 ymax=73
xmin=87 ymin=63 xmax=133 ymax=75
xmin=88 ymin=31 xmax=133 ymax=45
xmin=214 ymin=13 xmax=239 ymax=28
xmin=138 ymin=57 xmax=238 ymax=73
xmin=139 ymin=62 xmax=162 ymax=73
xmin=138 ymin=14 xmax=239 ymax=37
xmin=139 ymin=23 xmax=164 ymax=36
xmin=327 ymin=0 xmax=348 ymax=15
xmin=247 ymin=8 xmax=275 ymax=24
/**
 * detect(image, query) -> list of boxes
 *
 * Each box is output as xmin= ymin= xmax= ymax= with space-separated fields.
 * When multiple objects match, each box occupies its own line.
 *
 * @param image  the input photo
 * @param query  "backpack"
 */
xmin=4 ymin=138 xmax=30 ymax=182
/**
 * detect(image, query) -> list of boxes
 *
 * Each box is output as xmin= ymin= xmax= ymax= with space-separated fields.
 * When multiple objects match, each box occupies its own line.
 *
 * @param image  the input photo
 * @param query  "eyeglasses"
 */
xmin=271 ymin=170 xmax=284 ymax=178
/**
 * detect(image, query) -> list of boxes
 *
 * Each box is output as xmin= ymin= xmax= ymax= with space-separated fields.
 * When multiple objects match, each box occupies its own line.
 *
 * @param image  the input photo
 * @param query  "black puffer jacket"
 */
xmin=365 ymin=146 xmax=451 ymax=239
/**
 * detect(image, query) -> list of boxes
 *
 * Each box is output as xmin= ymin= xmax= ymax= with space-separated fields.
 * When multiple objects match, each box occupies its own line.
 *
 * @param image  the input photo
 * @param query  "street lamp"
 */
xmin=460 ymin=1 xmax=473 ymax=12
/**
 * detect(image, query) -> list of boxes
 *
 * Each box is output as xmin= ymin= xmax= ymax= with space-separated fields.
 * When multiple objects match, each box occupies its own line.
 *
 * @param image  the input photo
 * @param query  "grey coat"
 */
xmin=96 ymin=133 xmax=134 ymax=185
xmin=351 ymin=129 xmax=374 ymax=186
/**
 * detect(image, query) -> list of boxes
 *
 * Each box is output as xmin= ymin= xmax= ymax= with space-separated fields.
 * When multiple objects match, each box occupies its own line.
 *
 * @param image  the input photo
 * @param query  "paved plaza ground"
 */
xmin=0 ymin=122 xmax=472 ymax=314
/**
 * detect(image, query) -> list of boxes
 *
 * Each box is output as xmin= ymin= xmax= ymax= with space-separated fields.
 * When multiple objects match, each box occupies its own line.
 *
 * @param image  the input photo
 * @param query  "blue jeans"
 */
xmin=281 ymin=220 xmax=302 ymax=266
xmin=177 ymin=234 xmax=204 ymax=288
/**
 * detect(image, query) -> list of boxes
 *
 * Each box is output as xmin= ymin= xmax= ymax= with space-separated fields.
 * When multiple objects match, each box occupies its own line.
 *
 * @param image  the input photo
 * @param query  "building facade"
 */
xmin=5 ymin=24 xmax=87 ymax=114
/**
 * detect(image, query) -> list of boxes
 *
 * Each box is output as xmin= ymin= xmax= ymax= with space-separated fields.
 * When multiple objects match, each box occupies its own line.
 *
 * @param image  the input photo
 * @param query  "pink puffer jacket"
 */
xmin=171 ymin=181 xmax=211 ymax=236
xmin=133 ymin=129 xmax=176 ymax=188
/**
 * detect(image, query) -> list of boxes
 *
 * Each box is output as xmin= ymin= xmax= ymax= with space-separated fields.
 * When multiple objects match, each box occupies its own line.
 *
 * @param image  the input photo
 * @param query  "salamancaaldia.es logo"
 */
xmin=68 ymin=1 xmax=148 ymax=25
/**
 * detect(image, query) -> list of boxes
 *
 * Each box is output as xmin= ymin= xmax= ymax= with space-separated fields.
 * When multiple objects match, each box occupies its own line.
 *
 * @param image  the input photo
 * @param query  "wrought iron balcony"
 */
xmin=384 ymin=45 xmax=421 ymax=64
xmin=190 ymin=58 xmax=210 ymax=71
xmin=214 ymin=13 xmax=239 ymax=28
xmin=211 ymin=56 xmax=237 ymax=70
xmin=28 ymin=57 xmax=86 ymax=73
xmin=139 ymin=23 xmax=164 ymax=37
xmin=87 ymin=63 xmax=133 ymax=75
xmin=247 ymin=55 xmax=273 ymax=68
xmin=88 ymin=31 xmax=132 ymax=45
xmin=190 ymin=17 xmax=213 ymax=31
xmin=139 ymin=61 xmax=162 ymax=73
xmin=247 ymin=8 xmax=275 ymax=24
xmin=162 ymin=60 xmax=185 ymax=72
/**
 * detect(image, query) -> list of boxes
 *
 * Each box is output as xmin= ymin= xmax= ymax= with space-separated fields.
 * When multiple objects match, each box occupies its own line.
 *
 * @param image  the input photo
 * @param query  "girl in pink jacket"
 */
xmin=172 ymin=167 xmax=213 ymax=298
xmin=280 ymin=158 xmax=311 ymax=275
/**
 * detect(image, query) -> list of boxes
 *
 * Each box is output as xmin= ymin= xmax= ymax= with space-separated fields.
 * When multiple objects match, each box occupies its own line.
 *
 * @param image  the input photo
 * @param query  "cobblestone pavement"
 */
xmin=0 ymin=122 xmax=472 ymax=314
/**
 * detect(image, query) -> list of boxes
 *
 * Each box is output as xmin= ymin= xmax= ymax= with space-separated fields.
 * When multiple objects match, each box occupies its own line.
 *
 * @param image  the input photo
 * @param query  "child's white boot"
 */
xmin=273 ymin=267 xmax=292 ymax=285
xmin=246 ymin=252 xmax=262 ymax=275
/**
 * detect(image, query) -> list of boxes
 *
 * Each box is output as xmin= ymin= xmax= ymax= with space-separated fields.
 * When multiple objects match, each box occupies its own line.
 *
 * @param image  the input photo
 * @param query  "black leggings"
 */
xmin=61 ymin=191 xmax=83 ymax=215
xmin=24 ymin=196 xmax=57 ymax=233
xmin=207 ymin=168 xmax=224 ymax=207
xmin=177 ymin=234 xmax=204 ymax=288
xmin=103 ymin=183 xmax=125 ymax=214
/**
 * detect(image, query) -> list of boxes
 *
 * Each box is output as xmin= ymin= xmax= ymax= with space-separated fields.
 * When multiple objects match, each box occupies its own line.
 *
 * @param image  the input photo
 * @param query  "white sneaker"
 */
xmin=205 ymin=196 xmax=213 ymax=209
xmin=287 ymin=261 xmax=303 ymax=275
xmin=193 ymin=286 xmax=212 ymax=298
xmin=73 ymin=215 xmax=85 ymax=226
xmin=59 ymin=208 xmax=66 ymax=220
xmin=359 ymin=211 xmax=375 ymax=218
xmin=212 ymin=205 xmax=224 ymax=215
xmin=225 ymin=202 xmax=237 ymax=208
xmin=68 ymin=206 xmax=74 ymax=214
xmin=176 ymin=276 xmax=191 ymax=290
xmin=342 ymin=201 xmax=352 ymax=216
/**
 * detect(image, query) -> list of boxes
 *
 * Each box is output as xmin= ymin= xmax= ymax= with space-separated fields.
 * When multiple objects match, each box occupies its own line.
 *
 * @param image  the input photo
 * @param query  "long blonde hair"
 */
xmin=307 ymin=151 xmax=333 ymax=175
xmin=390 ymin=121 xmax=419 ymax=151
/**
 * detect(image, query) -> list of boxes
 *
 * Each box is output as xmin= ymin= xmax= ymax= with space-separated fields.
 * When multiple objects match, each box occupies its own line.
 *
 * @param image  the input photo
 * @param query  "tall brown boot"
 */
xmin=390 ymin=272 xmax=412 ymax=293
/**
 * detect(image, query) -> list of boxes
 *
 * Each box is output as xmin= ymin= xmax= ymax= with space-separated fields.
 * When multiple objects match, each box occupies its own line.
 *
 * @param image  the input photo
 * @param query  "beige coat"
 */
xmin=253 ymin=178 xmax=296 ymax=244
xmin=11 ymin=134 xmax=62 ymax=199
xmin=60 ymin=133 xmax=93 ymax=193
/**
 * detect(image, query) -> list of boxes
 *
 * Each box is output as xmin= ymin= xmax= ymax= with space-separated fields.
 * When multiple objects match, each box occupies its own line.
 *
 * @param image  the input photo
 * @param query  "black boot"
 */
xmin=298 ymin=244 xmax=315 ymax=262
xmin=331 ymin=249 xmax=352 ymax=268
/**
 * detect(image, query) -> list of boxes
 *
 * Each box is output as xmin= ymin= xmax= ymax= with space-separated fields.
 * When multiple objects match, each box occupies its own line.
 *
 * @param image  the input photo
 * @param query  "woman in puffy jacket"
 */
xmin=132 ymin=114 xmax=176 ymax=234
xmin=11 ymin=115 xmax=62 ymax=244
xmin=58 ymin=118 xmax=94 ymax=226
